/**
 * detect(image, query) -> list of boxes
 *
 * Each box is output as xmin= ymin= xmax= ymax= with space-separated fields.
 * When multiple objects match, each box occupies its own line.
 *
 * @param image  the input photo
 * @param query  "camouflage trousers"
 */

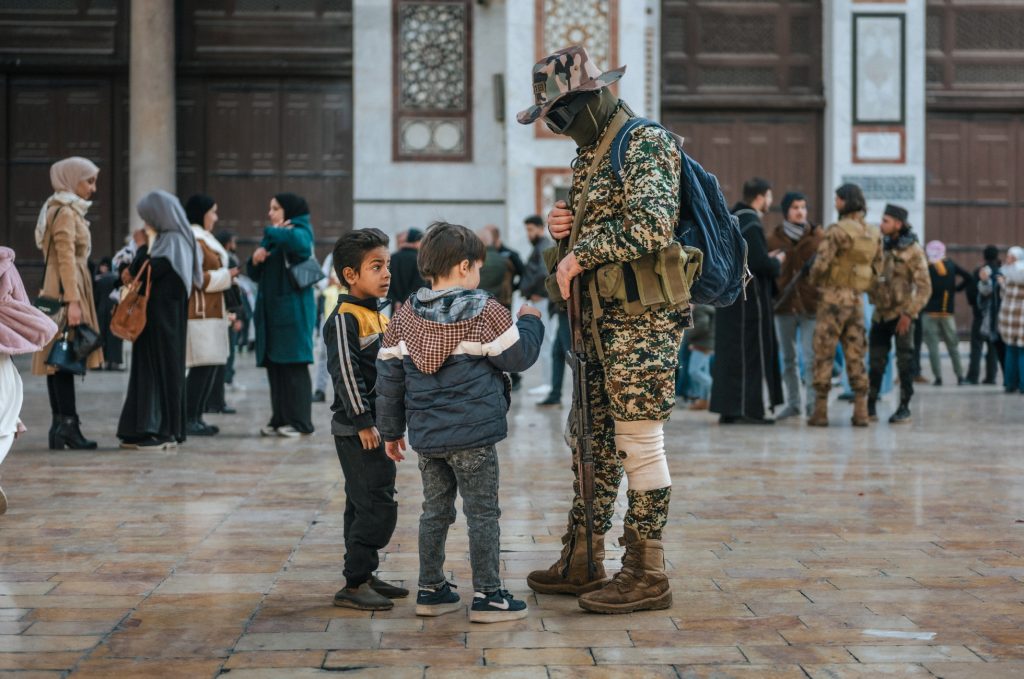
xmin=812 ymin=294 xmax=868 ymax=394
xmin=567 ymin=298 xmax=685 ymax=540
xmin=869 ymin=316 xmax=915 ymax=404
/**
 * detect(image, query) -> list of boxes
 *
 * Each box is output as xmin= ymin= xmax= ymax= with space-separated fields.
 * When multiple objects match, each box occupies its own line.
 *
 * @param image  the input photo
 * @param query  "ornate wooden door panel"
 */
xmin=5 ymin=79 xmax=115 ymax=261
xmin=662 ymin=111 xmax=823 ymax=223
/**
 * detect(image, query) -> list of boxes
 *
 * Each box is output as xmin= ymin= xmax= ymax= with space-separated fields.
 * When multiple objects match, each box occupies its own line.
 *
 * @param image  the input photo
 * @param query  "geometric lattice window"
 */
xmin=393 ymin=0 xmax=473 ymax=162
xmin=927 ymin=2 xmax=1024 ymax=97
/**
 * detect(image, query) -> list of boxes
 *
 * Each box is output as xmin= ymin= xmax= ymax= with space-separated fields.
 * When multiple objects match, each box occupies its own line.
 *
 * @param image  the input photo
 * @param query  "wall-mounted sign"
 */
xmin=853 ymin=13 xmax=905 ymax=125
xmin=853 ymin=127 xmax=905 ymax=164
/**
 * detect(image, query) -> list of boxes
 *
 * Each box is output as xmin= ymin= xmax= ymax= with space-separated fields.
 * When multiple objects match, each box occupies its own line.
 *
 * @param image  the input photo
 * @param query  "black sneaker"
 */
xmin=186 ymin=421 xmax=218 ymax=436
xmin=469 ymin=589 xmax=529 ymax=623
xmin=312 ymin=390 xmax=326 ymax=403
xmin=369 ymin=575 xmax=409 ymax=599
xmin=933 ymin=377 xmax=943 ymax=386
xmin=867 ymin=400 xmax=877 ymax=421
xmin=333 ymin=582 xmax=393 ymax=611
xmin=889 ymin=404 xmax=912 ymax=424
xmin=415 ymin=581 xmax=460 ymax=617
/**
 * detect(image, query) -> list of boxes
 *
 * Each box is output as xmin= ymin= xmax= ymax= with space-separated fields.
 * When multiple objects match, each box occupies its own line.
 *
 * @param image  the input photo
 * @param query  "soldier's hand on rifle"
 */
xmin=896 ymin=313 xmax=912 ymax=336
xmin=556 ymin=252 xmax=584 ymax=300
xmin=547 ymin=200 xmax=574 ymax=240
xmin=518 ymin=304 xmax=541 ymax=319
xmin=385 ymin=437 xmax=406 ymax=462
xmin=358 ymin=426 xmax=381 ymax=451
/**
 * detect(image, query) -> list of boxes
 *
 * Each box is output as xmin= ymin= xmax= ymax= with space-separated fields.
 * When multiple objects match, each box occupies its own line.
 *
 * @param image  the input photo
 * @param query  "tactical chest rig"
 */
xmin=548 ymin=107 xmax=701 ymax=360
xmin=827 ymin=218 xmax=881 ymax=293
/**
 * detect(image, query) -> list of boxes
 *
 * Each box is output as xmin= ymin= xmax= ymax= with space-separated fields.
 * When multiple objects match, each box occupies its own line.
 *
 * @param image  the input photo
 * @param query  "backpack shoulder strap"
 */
xmin=610 ymin=117 xmax=667 ymax=184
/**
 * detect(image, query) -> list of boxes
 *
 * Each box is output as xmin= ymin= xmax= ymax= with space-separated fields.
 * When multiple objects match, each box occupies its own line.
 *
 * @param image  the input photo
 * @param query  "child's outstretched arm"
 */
xmin=479 ymin=300 xmax=545 ymax=374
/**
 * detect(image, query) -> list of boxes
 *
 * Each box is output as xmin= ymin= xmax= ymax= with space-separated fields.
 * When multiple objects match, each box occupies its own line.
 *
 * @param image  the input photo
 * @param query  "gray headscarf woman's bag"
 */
xmin=137 ymin=190 xmax=203 ymax=292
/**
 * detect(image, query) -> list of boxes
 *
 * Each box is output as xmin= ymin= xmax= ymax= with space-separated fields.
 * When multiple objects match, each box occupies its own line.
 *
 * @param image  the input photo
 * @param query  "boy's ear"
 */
xmin=341 ymin=266 xmax=359 ymax=285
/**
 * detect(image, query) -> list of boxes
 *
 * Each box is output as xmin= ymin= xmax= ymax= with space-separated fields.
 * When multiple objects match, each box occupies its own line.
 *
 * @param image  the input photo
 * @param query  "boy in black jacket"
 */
xmin=324 ymin=228 xmax=407 ymax=610
xmin=376 ymin=222 xmax=544 ymax=623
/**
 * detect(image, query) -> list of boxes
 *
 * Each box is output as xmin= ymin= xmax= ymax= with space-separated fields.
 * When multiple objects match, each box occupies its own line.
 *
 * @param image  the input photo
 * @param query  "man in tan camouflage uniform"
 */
xmin=517 ymin=46 xmax=685 ymax=613
xmin=868 ymin=204 xmax=931 ymax=424
xmin=808 ymin=183 xmax=883 ymax=427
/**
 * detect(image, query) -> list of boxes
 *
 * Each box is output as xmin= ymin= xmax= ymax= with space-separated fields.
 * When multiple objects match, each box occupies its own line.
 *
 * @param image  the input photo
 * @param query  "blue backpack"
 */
xmin=610 ymin=118 xmax=749 ymax=307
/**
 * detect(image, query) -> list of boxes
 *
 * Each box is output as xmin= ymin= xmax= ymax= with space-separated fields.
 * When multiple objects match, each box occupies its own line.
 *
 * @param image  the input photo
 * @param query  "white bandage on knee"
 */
xmin=614 ymin=419 xmax=671 ymax=492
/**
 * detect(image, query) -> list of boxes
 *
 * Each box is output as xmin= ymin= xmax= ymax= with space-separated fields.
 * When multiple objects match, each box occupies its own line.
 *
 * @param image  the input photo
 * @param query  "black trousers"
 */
xmin=869 ymin=317 xmax=915 ymax=405
xmin=266 ymin=361 xmax=314 ymax=432
xmin=967 ymin=312 xmax=1005 ymax=383
xmin=335 ymin=435 xmax=398 ymax=588
xmin=46 ymin=372 xmax=77 ymax=418
xmin=912 ymin=318 xmax=924 ymax=377
xmin=185 ymin=365 xmax=219 ymax=422
xmin=205 ymin=365 xmax=227 ymax=412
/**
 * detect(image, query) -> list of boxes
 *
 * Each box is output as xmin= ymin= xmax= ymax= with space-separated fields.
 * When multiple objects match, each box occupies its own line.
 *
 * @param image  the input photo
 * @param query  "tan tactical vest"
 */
xmin=827 ymin=219 xmax=881 ymax=292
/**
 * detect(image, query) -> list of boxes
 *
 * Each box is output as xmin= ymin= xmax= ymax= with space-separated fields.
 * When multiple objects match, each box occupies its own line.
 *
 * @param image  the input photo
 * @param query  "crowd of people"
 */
xmin=673 ymin=179 xmax=1024 ymax=426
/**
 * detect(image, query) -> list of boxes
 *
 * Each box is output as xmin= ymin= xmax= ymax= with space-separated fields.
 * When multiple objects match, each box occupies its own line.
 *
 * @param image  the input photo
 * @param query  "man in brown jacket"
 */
xmin=867 ymin=204 xmax=931 ymax=424
xmin=767 ymin=192 xmax=824 ymax=418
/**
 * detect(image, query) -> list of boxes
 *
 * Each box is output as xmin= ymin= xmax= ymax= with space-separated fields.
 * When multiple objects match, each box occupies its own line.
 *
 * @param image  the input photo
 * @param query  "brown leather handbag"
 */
xmin=110 ymin=260 xmax=151 ymax=342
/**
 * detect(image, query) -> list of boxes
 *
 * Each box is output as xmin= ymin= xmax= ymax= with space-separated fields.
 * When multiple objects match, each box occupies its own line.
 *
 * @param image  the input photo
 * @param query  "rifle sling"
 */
xmin=564 ymin=107 xmax=631 ymax=362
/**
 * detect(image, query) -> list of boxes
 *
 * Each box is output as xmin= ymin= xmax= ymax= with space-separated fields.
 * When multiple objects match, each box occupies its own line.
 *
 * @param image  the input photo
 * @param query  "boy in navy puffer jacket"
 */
xmin=376 ymin=221 xmax=543 ymax=623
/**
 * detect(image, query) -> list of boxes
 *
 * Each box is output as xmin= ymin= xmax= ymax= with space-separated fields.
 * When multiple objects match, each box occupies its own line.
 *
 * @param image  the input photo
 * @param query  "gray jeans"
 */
xmin=922 ymin=314 xmax=964 ymax=380
xmin=417 ymin=445 xmax=501 ymax=593
xmin=775 ymin=313 xmax=816 ymax=409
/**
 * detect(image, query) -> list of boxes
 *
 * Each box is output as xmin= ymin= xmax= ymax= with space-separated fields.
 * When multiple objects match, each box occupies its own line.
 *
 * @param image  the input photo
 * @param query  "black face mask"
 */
xmin=543 ymin=93 xmax=595 ymax=134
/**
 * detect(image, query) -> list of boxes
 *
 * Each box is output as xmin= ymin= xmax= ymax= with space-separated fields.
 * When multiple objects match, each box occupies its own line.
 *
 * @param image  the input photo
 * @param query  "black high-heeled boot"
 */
xmin=48 ymin=415 xmax=61 ymax=450
xmin=52 ymin=416 xmax=98 ymax=450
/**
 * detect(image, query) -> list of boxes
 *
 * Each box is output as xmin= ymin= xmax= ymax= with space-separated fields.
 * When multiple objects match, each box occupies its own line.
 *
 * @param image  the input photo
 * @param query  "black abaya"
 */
xmin=117 ymin=249 xmax=188 ymax=443
xmin=709 ymin=203 xmax=785 ymax=419
xmin=266 ymin=360 xmax=314 ymax=433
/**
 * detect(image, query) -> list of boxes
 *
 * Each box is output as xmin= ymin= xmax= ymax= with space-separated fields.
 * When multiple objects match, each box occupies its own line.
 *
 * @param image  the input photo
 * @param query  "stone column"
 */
xmin=823 ymin=0 xmax=926 ymax=232
xmin=129 ymin=0 xmax=176 ymax=230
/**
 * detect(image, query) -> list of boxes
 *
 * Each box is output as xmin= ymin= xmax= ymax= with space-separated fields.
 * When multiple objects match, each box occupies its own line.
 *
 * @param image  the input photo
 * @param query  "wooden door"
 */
xmin=4 ymin=78 xmax=117 ymax=263
xmin=661 ymin=111 xmax=823 ymax=224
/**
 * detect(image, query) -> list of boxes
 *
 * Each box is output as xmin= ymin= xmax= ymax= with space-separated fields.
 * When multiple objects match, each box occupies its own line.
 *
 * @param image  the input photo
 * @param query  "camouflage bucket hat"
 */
xmin=516 ymin=45 xmax=626 ymax=125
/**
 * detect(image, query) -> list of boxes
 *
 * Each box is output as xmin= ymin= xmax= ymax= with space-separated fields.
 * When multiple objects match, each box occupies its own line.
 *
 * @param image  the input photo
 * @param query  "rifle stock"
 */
xmin=567 ymin=277 xmax=597 ymax=581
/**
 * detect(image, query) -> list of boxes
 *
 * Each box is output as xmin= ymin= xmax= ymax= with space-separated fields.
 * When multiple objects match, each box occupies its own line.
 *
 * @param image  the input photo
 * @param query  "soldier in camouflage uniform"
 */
xmin=808 ymin=184 xmax=883 ymax=427
xmin=868 ymin=204 xmax=931 ymax=424
xmin=517 ymin=46 xmax=684 ymax=614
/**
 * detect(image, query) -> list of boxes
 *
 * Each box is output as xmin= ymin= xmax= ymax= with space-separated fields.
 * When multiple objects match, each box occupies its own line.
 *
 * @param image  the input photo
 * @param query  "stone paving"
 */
xmin=1 ymin=352 xmax=1024 ymax=678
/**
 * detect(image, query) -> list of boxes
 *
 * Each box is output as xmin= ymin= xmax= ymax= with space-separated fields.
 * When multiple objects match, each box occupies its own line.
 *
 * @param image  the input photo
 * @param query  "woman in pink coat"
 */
xmin=0 ymin=246 xmax=59 ymax=513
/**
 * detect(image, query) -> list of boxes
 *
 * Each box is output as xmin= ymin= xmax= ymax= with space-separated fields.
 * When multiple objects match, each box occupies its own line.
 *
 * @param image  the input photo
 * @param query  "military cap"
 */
xmin=516 ymin=45 xmax=625 ymax=125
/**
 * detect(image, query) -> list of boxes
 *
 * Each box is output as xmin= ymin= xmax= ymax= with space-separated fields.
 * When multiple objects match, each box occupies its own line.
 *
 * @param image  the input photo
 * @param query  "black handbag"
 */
xmin=69 ymin=324 xmax=102 ymax=362
xmin=285 ymin=255 xmax=326 ymax=291
xmin=45 ymin=329 xmax=86 ymax=376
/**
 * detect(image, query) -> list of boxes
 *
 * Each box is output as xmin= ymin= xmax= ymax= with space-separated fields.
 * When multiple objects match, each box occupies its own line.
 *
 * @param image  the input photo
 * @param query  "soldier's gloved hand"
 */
xmin=556 ymin=252 xmax=584 ymax=300
xmin=547 ymin=200 xmax=574 ymax=241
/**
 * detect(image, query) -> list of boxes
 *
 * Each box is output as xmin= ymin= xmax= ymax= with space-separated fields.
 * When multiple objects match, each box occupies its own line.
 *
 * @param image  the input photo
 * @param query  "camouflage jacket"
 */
xmin=569 ymin=110 xmax=682 ymax=272
xmin=869 ymin=239 xmax=932 ymax=321
xmin=809 ymin=213 xmax=883 ymax=307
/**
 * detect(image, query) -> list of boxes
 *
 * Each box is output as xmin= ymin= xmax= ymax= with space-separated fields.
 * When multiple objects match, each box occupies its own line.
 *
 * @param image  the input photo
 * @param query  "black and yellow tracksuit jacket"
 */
xmin=323 ymin=294 xmax=388 ymax=437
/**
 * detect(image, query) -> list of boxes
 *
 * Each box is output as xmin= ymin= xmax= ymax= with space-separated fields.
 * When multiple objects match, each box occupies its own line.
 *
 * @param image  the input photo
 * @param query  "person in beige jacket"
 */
xmin=32 ymin=156 xmax=103 ymax=450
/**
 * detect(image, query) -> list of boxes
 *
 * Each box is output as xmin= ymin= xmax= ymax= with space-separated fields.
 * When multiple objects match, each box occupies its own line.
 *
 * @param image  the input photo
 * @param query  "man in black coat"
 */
xmin=966 ymin=245 xmax=1003 ymax=384
xmin=710 ymin=178 xmax=785 ymax=424
xmin=386 ymin=228 xmax=425 ymax=310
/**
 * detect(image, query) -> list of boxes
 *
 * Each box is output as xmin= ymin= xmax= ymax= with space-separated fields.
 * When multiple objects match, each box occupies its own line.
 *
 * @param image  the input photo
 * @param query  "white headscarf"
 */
xmin=34 ymin=157 xmax=100 ymax=249
xmin=137 ymin=190 xmax=204 ymax=292
xmin=1003 ymin=246 xmax=1024 ymax=284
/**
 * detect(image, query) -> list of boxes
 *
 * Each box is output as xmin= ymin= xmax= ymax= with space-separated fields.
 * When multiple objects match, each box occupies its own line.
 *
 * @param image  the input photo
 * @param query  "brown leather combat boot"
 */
xmin=527 ymin=523 xmax=607 ymax=595
xmin=808 ymin=395 xmax=829 ymax=427
xmin=577 ymin=525 xmax=672 ymax=614
xmin=851 ymin=392 xmax=869 ymax=427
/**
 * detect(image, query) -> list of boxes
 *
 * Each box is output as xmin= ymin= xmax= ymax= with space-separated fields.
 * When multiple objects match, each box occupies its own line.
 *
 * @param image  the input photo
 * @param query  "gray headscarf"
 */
xmin=137 ymin=190 xmax=203 ymax=292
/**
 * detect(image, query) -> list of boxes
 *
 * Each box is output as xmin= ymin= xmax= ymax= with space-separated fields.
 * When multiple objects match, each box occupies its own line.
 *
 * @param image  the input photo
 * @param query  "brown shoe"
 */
xmin=527 ymin=520 xmax=607 ymax=596
xmin=0 ymin=485 xmax=6 ymax=515
xmin=807 ymin=395 xmax=829 ymax=427
xmin=578 ymin=525 xmax=672 ymax=614
xmin=851 ymin=392 xmax=869 ymax=427
xmin=913 ymin=375 xmax=929 ymax=384
xmin=688 ymin=399 xmax=709 ymax=411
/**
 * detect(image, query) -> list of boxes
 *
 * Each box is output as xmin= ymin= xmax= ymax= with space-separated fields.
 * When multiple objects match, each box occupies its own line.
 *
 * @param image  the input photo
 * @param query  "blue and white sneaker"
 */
xmin=415 ymin=581 xmax=461 ymax=617
xmin=469 ymin=589 xmax=529 ymax=623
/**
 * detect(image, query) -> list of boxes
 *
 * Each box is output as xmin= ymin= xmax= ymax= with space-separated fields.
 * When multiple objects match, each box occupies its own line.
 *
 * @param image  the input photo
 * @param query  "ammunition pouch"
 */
xmin=593 ymin=241 xmax=702 ymax=315
xmin=543 ymin=245 xmax=565 ymax=310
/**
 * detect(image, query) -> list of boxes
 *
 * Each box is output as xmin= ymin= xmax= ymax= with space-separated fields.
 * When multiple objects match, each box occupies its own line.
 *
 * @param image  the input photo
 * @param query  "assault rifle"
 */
xmin=566 ymin=277 xmax=597 ymax=581
xmin=773 ymin=254 xmax=816 ymax=313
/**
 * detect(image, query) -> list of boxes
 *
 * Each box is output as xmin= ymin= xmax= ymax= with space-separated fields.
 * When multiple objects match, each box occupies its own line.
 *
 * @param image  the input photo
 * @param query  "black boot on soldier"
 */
xmin=889 ymin=401 xmax=912 ymax=424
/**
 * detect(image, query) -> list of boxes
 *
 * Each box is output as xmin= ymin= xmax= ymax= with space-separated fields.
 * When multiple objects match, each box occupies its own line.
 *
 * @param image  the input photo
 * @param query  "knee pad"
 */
xmin=614 ymin=419 xmax=671 ymax=492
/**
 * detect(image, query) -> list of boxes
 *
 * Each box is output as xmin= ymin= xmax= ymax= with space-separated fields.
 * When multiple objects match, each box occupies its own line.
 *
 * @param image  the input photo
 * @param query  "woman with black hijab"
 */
xmin=117 ymin=190 xmax=202 ymax=449
xmin=247 ymin=192 xmax=317 ymax=437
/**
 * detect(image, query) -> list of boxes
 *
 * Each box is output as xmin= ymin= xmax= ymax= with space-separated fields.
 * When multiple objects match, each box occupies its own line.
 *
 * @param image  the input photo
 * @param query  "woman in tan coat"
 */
xmin=183 ymin=194 xmax=235 ymax=436
xmin=32 ymin=157 xmax=103 ymax=450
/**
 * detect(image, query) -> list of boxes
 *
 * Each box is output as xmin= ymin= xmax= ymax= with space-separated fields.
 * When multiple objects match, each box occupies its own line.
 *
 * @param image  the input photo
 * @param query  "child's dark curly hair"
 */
xmin=332 ymin=228 xmax=390 ymax=282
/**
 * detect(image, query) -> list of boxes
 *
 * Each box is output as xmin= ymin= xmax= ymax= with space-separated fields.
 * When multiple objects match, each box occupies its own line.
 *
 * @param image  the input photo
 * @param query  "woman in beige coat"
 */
xmin=32 ymin=157 xmax=103 ymax=450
